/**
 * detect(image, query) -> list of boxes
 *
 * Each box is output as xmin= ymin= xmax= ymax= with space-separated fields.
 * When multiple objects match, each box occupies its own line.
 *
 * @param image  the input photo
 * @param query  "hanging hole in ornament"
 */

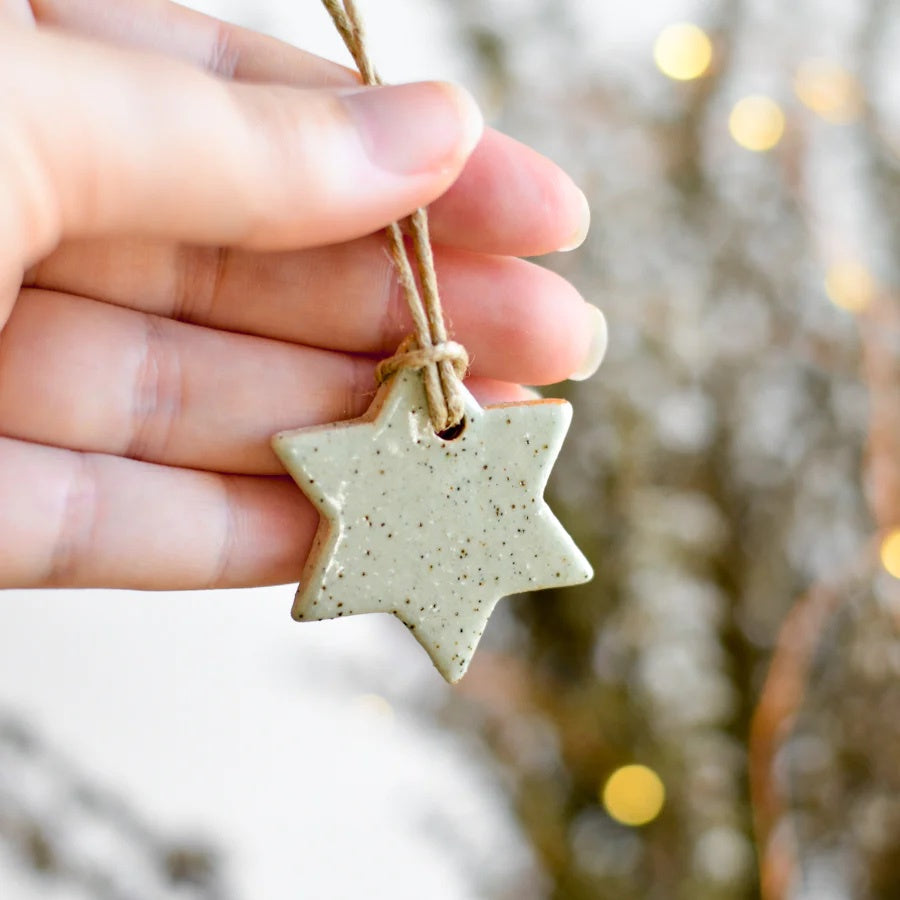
xmin=437 ymin=416 xmax=467 ymax=442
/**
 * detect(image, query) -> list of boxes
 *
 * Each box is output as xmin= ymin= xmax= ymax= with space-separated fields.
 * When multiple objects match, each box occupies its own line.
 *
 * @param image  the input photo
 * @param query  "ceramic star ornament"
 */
xmin=272 ymin=368 xmax=593 ymax=683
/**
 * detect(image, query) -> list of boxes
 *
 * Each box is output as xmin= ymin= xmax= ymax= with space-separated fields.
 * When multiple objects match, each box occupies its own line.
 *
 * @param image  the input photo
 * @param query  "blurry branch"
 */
xmin=749 ymin=299 xmax=900 ymax=899
xmin=749 ymin=549 xmax=874 ymax=900
xmin=750 ymin=0 xmax=900 ymax=881
xmin=750 ymin=275 xmax=900 ymax=898
xmin=0 ymin=714 xmax=232 ymax=899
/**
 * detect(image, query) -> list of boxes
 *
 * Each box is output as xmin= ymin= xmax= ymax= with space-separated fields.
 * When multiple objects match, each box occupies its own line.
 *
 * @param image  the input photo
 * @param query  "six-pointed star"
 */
xmin=272 ymin=369 xmax=593 ymax=683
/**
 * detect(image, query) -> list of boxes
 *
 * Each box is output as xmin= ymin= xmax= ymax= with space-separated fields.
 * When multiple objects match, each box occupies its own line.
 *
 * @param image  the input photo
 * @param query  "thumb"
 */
xmin=1 ymin=25 xmax=483 ymax=264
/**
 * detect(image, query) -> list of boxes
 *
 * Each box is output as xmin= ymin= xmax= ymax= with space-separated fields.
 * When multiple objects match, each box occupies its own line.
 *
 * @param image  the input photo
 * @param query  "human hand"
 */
xmin=0 ymin=0 xmax=606 ymax=590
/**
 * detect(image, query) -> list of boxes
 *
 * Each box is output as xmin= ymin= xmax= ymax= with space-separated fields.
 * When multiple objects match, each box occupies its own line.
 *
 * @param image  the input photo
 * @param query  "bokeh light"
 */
xmin=825 ymin=260 xmax=875 ymax=313
xmin=601 ymin=765 xmax=666 ymax=826
xmin=794 ymin=59 xmax=861 ymax=123
xmin=728 ymin=95 xmax=785 ymax=151
xmin=880 ymin=530 xmax=900 ymax=578
xmin=653 ymin=23 xmax=713 ymax=81
xmin=352 ymin=693 xmax=395 ymax=722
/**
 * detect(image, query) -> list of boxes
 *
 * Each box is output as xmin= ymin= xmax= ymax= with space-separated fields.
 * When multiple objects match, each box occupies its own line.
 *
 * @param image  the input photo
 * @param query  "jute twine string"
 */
xmin=321 ymin=0 xmax=469 ymax=432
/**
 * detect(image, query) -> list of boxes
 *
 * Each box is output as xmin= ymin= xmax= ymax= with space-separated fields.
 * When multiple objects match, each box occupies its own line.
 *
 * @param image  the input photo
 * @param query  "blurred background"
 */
xmin=3 ymin=0 xmax=900 ymax=897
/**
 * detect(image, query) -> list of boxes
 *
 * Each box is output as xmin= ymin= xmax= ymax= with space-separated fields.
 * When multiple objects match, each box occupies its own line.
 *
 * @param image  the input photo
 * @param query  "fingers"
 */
xmin=30 ymin=0 xmax=357 ymax=86
xmin=0 ymin=290 xmax=541 ymax=475
xmin=29 ymin=0 xmax=589 ymax=257
xmin=427 ymin=130 xmax=590 ymax=255
xmin=0 ymin=434 xmax=316 ymax=589
xmin=25 ymin=236 xmax=603 ymax=384
xmin=1 ymin=25 xmax=482 ymax=269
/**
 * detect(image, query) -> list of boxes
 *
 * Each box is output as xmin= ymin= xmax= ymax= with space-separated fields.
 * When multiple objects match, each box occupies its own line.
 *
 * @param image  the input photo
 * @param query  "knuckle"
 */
xmin=204 ymin=21 xmax=242 ymax=79
xmin=125 ymin=315 xmax=183 ymax=463
xmin=44 ymin=453 xmax=98 ymax=587
xmin=172 ymin=245 xmax=230 ymax=323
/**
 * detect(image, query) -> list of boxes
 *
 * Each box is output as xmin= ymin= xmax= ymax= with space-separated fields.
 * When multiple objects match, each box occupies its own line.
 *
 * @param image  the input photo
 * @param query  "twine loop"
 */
xmin=375 ymin=336 xmax=469 ymax=386
xmin=322 ymin=0 xmax=469 ymax=433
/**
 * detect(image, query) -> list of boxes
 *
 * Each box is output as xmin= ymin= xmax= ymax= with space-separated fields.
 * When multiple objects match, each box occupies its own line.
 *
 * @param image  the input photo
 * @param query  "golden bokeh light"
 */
xmin=880 ymin=530 xmax=900 ymax=579
xmin=728 ymin=95 xmax=785 ymax=151
xmin=825 ymin=260 xmax=875 ymax=313
xmin=601 ymin=764 xmax=666 ymax=826
xmin=654 ymin=23 xmax=713 ymax=81
xmin=352 ymin=693 xmax=395 ymax=721
xmin=794 ymin=59 xmax=861 ymax=123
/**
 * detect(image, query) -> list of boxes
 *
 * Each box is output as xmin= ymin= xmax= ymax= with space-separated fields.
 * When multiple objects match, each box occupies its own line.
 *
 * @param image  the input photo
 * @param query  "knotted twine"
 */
xmin=321 ymin=0 xmax=469 ymax=433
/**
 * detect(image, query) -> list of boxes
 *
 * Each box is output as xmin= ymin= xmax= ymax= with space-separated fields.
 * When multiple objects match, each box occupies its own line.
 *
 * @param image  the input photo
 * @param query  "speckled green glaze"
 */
xmin=272 ymin=369 xmax=593 ymax=683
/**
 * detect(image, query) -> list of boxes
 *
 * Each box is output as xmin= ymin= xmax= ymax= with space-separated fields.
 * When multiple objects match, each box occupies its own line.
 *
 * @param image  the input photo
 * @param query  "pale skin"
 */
xmin=0 ymin=0 xmax=600 ymax=591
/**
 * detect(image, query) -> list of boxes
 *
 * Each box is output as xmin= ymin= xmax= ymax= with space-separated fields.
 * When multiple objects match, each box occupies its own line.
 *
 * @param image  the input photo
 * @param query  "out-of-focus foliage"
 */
xmin=440 ymin=1 xmax=900 ymax=898
xmin=0 ymin=717 xmax=230 ymax=899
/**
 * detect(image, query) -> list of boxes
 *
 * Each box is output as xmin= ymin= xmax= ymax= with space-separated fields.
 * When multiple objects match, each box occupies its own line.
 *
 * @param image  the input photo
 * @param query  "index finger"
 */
xmin=2 ymin=25 xmax=480 ymax=261
xmin=30 ymin=0 xmax=590 ymax=257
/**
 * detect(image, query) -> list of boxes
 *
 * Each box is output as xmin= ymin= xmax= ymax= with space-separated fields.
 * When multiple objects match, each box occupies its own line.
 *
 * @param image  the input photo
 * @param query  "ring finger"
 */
xmin=0 ymin=289 xmax=539 ymax=474
xmin=26 ymin=235 xmax=604 ymax=386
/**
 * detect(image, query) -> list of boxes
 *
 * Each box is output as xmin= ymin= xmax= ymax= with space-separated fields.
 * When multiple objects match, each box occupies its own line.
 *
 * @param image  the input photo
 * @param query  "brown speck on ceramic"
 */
xmin=271 ymin=369 xmax=593 ymax=684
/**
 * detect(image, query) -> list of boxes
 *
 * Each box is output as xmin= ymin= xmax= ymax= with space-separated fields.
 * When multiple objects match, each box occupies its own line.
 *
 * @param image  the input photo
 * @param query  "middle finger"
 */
xmin=25 ymin=235 xmax=601 ymax=386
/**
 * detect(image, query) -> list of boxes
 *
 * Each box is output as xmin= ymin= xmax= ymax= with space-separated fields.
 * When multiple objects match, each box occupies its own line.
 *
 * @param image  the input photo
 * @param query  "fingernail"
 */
xmin=559 ymin=189 xmax=591 ymax=252
xmin=341 ymin=81 xmax=483 ymax=176
xmin=570 ymin=305 xmax=608 ymax=381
